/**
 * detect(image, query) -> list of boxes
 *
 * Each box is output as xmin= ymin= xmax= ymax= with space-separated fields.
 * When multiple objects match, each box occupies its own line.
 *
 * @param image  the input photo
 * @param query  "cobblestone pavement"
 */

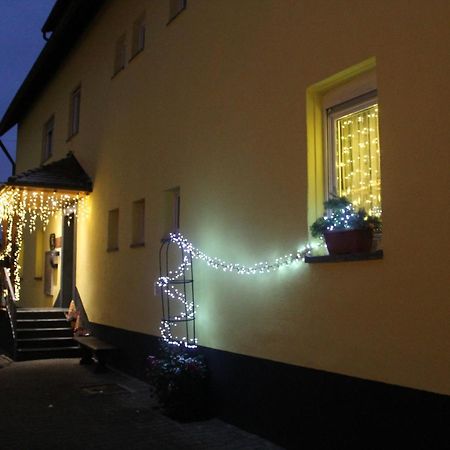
xmin=0 ymin=356 xmax=283 ymax=450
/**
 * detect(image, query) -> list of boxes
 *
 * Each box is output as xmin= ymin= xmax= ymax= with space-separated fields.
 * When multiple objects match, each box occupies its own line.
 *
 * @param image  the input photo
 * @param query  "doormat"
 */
xmin=81 ymin=383 xmax=130 ymax=395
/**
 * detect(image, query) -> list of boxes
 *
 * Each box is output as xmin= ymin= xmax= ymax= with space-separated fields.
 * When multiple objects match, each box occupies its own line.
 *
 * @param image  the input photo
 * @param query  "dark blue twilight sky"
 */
xmin=0 ymin=0 xmax=56 ymax=182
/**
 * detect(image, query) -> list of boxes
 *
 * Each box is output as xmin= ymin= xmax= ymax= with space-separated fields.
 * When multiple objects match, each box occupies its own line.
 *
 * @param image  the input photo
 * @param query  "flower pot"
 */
xmin=324 ymin=228 xmax=373 ymax=255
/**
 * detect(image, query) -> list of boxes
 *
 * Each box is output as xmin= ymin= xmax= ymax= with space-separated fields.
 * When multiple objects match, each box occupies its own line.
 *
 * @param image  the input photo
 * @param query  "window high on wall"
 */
xmin=327 ymin=91 xmax=381 ymax=216
xmin=169 ymin=0 xmax=187 ymax=22
xmin=132 ymin=13 xmax=146 ymax=56
xmin=163 ymin=187 xmax=180 ymax=238
xmin=68 ymin=85 xmax=81 ymax=138
xmin=306 ymin=59 xmax=381 ymax=229
xmin=42 ymin=115 xmax=54 ymax=163
xmin=114 ymin=33 xmax=126 ymax=75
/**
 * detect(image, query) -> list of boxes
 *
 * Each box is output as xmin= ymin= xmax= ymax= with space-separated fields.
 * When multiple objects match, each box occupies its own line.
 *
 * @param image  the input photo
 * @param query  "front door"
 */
xmin=58 ymin=213 xmax=75 ymax=308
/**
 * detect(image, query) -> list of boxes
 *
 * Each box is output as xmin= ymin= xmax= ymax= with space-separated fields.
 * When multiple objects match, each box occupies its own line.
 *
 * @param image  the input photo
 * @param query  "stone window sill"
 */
xmin=304 ymin=249 xmax=383 ymax=263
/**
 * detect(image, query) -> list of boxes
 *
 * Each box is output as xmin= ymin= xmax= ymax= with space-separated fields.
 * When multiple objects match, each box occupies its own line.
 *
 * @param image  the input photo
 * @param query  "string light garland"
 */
xmin=0 ymin=187 xmax=87 ymax=300
xmin=157 ymin=233 xmax=320 ymax=348
xmin=157 ymin=252 xmax=197 ymax=348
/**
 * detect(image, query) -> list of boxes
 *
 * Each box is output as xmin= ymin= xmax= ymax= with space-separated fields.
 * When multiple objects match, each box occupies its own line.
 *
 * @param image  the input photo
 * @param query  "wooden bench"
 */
xmin=73 ymin=336 xmax=117 ymax=372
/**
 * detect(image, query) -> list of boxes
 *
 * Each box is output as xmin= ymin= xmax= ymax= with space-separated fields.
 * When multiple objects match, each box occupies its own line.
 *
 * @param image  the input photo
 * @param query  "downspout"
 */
xmin=0 ymin=139 xmax=15 ymax=176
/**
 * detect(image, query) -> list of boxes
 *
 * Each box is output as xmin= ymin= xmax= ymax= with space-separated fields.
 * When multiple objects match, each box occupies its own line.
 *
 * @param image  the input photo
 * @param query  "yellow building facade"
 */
xmin=1 ymin=0 xmax=449 ymax=445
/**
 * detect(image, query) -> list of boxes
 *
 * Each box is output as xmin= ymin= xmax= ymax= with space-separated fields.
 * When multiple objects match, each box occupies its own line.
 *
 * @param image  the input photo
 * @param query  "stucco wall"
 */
xmin=15 ymin=0 xmax=450 ymax=395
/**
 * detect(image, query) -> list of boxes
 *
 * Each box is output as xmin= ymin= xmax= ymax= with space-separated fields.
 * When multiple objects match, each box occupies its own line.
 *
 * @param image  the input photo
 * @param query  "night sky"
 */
xmin=0 ymin=0 xmax=56 ymax=182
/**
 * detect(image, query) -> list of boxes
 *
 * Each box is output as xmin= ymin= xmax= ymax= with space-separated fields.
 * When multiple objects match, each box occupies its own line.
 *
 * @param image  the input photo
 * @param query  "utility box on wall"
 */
xmin=44 ymin=250 xmax=59 ymax=296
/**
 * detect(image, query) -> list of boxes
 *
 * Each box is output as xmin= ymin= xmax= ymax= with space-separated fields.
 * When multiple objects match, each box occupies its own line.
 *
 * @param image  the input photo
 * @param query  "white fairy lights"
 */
xmin=170 ymin=233 xmax=314 ymax=275
xmin=157 ymin=250 xmax=198 ymax=349
xmin=0 ymin=187 xmax=87 ymax=300
xmin=157 ymin=233 xmax=318 ymax=348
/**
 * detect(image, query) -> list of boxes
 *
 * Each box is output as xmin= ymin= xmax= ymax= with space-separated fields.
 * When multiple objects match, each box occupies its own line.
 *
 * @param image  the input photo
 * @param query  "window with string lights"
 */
xmin=326 ymin=90 xmax=381 ymax=218
xmin=306 ymin=64 xmax=383 ymax=261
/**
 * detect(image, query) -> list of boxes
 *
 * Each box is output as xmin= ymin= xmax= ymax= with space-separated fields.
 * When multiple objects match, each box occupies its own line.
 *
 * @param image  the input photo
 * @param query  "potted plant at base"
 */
xmin=145 ymin=344 xmax=209 ymax=421
xmin=310 ymin=196 xmax=381 ymax=255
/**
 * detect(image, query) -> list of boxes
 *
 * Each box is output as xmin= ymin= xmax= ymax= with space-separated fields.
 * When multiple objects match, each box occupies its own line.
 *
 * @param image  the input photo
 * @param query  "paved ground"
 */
xmin=0 ymin=355 xmax=283 ymax=450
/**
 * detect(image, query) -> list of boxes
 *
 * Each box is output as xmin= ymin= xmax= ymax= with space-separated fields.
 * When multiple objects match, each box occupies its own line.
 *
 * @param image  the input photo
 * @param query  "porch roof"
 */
xmin=3 ymin=152 xmax=92 ymax=193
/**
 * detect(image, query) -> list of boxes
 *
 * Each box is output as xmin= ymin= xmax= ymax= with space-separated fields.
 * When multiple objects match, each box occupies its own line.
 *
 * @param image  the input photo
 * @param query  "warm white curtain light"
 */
xmin=0 ymin=187 xmax=87 ymax=300
xmin=335 ymin=104 xmax=381 ymax=216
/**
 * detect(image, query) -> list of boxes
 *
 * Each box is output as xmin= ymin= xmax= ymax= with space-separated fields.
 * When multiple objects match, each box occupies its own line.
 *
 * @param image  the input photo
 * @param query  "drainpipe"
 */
xmin=0 ymin=139 xmax=16 ymax=176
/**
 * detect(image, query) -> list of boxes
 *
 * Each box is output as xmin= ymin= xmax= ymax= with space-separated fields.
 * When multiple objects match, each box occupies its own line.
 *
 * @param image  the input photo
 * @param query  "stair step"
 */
xmin=15 ymin=346 xmax=81 ymax=361
xmin=16 ymin=318 xmax=70 ymax=329
xmin=17 ymin=337 xmax=76 ymax=349
xmin=16 ymin=327 xmax=73 ymax=339
xmin=16 ymin=308 xmax=68 ymax=320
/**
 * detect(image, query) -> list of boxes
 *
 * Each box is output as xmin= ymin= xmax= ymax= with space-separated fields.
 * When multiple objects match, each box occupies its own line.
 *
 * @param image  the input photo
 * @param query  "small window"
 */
xmin=68 ymin=86 xmax=81 ymax=138
xmin=169 ymin=0 xmax=186 ymax=22
xmin=327 ymin=92 xmax=381 ymax=216
xmin=107 ymin=209 xmax=119 ymax=251
xmin=131 ymin=199 xmax=145 ymax=247
xmin=163 ymin=187 xmax=180 ymax=238
xmin=42 ymin=115 xmax=54 ymax=163
xmin=131 ymin=13 xmax=146 ymax=57
xmin=113 ymin=34 xmax=126 ymax=75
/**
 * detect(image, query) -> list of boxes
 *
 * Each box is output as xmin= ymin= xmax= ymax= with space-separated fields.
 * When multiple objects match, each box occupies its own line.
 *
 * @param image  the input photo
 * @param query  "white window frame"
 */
xmin=113 ymin=33 xmax=127 ymax=75
xmin=169 ymin=0 xmax=187 ymax=23
xmin=131 ymin=14 xmax=146 ymax=57
xmin=42 ymin=115 xmax=54 ymax=163
xmin=68 ymin=86 xmax=81 ymax=138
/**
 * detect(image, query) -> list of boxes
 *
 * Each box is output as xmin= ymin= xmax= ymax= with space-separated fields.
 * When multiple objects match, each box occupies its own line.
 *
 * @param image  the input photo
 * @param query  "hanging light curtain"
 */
xmin=335 ymin=104 xmax=381 ymax=216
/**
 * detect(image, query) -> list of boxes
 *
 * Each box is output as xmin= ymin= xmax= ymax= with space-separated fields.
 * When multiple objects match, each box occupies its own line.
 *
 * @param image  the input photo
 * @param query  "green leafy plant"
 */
xmin=145 ymin=344 xmax=209 ymax=421
xmin=310 ymin=195 xmax=382 ymax=238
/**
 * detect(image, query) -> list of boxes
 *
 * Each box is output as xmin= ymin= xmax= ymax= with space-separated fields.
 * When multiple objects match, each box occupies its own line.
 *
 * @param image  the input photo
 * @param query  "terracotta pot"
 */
xmin=324 ymin=228 xmax=373 ymax=255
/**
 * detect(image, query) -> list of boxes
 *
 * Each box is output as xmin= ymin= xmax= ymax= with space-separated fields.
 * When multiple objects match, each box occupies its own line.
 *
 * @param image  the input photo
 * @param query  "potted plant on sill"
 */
xmin=310 ymin=195 xmax=381 ymax=255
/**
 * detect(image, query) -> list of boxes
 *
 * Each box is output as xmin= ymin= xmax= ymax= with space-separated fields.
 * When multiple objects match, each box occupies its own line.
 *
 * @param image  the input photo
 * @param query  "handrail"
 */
xmin=1 ymin=267 xmax=17 ymax=348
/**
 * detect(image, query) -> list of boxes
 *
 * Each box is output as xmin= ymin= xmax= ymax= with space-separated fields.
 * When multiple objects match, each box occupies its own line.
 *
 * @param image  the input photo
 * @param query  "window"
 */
xmin=327 ymin=91 xmax=381 ymax=216
xmin=163 ymin=187 xmax=180 ymax=238
xmin=131 ymin=13 xmax=146 ymax=57
xmin=42 ymin=115 xmax=54 ymax=163
xmin=68 ymin=86 xmax=81 ymax=138
xmin=131 ymin=199 xmax=145 ymax=247
xmin=169 ymin=0 xmax=186 ymax=22
xmin=113 ymin=34 xmax=126 ymax=75
xmin=107 ymin=209 xmax=119 ymax=251
xmin=306 ymin=58 xmax=380 ymax=229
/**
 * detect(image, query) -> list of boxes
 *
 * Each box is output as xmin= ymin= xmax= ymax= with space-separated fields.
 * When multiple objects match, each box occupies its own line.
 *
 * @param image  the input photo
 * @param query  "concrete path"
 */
xmin=0 ymin=356 xmax=283 ymax=450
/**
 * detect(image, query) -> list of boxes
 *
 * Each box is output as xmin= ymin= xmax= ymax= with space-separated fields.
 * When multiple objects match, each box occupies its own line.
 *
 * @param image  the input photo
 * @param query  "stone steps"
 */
xmin=14 ymin=308 xmax=80 ymax=361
